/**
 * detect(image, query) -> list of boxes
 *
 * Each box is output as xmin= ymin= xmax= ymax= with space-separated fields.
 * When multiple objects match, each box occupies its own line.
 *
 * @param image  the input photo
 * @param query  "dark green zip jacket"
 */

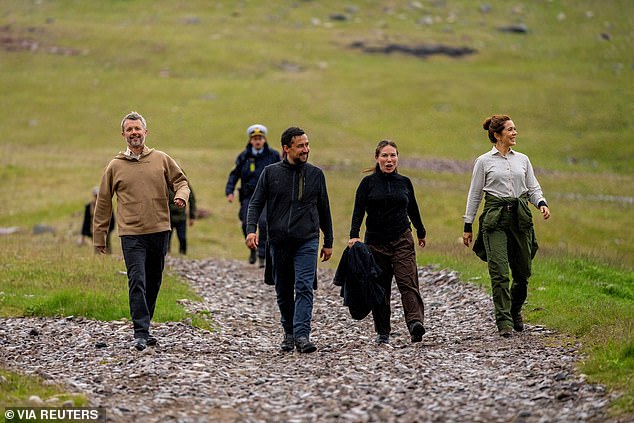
xmin=473 ymin=193 xmax=538 ymax=262
xmin=246 ymin=159 xmax=334 ymax=248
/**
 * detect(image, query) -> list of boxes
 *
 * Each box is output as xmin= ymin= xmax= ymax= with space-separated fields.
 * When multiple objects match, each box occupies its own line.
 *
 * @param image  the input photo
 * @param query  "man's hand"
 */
xmin=320 ymin=247 xmax=332 ymax=262
xmin=418 ymin=238 xmax=426 ymax=248
xmin=540 ymin=205 xmax=551 ymax=220
xmin=227 ymin=194 xmax=235 ymax=203
xmin=174 ymin=198 xmax=186 ymax=208
xmin=246 ymin=233 xmax=258 ymax=250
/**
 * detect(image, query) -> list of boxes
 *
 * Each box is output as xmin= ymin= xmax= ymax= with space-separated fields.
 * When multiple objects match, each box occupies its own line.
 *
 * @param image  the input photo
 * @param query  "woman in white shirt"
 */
xmin=462 ymin=115 xmax=551 ymax=338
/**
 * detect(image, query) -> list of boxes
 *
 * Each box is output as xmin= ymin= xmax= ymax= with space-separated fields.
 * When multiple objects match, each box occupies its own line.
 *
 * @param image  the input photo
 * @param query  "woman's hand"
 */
xmin=540 ymin=206 xmax=551 ymax=220
xmin=347 ymin=238 xmax=361 ymax=248
xmin=463 ymin=232 xmax=473 ymax=247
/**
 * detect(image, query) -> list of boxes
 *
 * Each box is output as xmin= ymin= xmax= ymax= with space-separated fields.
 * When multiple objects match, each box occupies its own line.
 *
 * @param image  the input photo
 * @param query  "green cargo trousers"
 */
xmin=483 ymin=206 xmax=532 ymax=331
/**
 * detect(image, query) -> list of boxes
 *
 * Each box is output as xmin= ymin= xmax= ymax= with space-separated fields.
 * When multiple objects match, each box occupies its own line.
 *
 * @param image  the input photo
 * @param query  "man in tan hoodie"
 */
xmin=93 ymin=111 xmax=190 ymax=351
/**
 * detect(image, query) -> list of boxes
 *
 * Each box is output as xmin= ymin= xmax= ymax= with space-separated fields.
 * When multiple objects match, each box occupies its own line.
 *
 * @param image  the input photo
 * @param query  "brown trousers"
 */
xmin=368 ymin=230 xmax=425 ymax=335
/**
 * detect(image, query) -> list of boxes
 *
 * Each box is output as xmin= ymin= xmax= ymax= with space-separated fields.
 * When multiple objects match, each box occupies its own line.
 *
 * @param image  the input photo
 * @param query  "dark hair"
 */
xmin=365 ymin=139 xmax=399 ymax=172
xmin=483 ymin=115 xmax=511 ymax=143
xmin=280 ymin=127 xmax=305 ymax=148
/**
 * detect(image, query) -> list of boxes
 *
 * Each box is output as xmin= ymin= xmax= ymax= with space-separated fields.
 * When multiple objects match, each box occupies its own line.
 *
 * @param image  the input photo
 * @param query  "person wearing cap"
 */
xmin=225 ymin=124 xmax=281 ymax=267
xmin=463 ymin=115 xmax=550 ymax=338
xmin=93 ymin=111 xmax=190 ymax=351
xmin=78 ymin=186 xmax=114 ymax=253
xmin=246 ymin=126 xmax=334 ymax=354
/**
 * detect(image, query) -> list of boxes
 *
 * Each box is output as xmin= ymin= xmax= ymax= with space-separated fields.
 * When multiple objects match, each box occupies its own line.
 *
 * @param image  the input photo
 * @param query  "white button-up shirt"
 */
xmin=464 ymin=147 xmax=546 ymax=224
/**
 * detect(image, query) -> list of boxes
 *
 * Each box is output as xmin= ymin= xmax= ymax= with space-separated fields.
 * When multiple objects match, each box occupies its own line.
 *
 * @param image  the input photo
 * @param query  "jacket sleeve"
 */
xmin=93 ymin=164 xmax=115 ymax=248
xmin=245 ymin=167 xmax=267 ymax=234
xmin=188 ymin=186 xmax=197 ymax=219
xmin=225 ymin=154 xmax=243 ymax=196
xmin=317 ymin=170 xmax=334 ymax=248
xmin=166 ymin=157 xmax=190 ymax=204
xmin=81 ymin=204 xmax=92 ymax=237
xmin=406 ymin=177 xmax=426 ymax=239
xmin=349 ymin=177 xmax=368 ymax=239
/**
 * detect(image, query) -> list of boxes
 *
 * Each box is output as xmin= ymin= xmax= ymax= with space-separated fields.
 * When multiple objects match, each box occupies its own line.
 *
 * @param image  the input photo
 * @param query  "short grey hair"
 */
xmin=120 ymin=111 xmax=147 ymax=132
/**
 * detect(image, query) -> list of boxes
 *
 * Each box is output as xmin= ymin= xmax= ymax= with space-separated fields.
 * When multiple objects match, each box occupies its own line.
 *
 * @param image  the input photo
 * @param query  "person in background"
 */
xmin=168 ymin=184 xmax=197 ymax=255
xmin=463 ymin=114 xmax=550 ymax=338
xmin=78 ymin=186 xmax=114 ymax=253
xmin=225 ymin=124 xmax=281 ymax=267
xmin=246 ymin=126 xmax=333 ymax=353
xmin=93 ymin=111 xmax=190 ymax=351
xmin=347 ymin=140 xmax=427 ymax=345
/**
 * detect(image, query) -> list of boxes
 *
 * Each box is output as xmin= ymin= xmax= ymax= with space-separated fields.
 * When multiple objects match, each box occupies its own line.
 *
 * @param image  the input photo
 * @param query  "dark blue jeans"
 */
xmin=270 ymin=238 xmax=319 ymax=338
xmin=121 ymin=231 xmax=170 ymax=339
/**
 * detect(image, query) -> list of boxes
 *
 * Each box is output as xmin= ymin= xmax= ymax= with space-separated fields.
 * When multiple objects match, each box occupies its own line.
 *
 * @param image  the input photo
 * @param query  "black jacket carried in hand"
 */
xmin=333 ymin=242 xmax=385 ymax=320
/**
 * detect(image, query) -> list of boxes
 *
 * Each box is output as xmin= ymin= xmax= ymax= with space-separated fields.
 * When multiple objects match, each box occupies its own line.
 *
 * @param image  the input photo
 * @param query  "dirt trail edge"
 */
xmin=0 ymin=257 xmax=616 ymax=422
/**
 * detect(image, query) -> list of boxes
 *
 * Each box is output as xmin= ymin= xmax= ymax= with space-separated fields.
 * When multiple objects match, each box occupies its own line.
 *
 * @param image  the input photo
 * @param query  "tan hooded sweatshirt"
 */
xmin=93 ymin=146 xmax=190 ymax=247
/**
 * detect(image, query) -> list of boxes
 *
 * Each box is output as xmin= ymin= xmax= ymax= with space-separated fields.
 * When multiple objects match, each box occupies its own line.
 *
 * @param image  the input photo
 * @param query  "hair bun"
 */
xmin=483 ymin=118 xmax=492 ymax=131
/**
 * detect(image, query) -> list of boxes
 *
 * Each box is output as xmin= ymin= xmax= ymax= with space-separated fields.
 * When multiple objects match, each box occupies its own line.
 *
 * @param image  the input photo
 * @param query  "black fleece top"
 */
xmin=350 ymin=171 xmax=426 ymax=244
xmin=246 ymin=159 xmax=334 ymax=248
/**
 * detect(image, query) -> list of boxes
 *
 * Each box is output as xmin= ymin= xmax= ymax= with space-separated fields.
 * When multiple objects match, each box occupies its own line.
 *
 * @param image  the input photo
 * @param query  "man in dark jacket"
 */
xmin=168 ymin=185 xmax=197 ymax=255
xmin=246 ymin=126 xmax=333 ymax=354
xmin=226 ymin=124 xmax=280 ymax=267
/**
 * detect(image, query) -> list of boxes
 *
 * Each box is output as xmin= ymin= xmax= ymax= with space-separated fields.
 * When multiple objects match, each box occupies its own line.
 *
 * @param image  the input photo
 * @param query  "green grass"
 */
xmin=0 ymin=369 xmax=88 ymax=419
xmin=0 ymin=0 xmax=633 ymax=417
xmin=0 ymin=233 xmax=209 ymax=328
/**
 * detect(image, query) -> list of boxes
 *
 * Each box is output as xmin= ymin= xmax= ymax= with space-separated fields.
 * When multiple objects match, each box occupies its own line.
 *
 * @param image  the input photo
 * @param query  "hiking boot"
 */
xmin=408 ymin=321 xmax=426 ymax=343
xmin=295 ymin=336 xmax=317 ymax=353
xmin=133 ymin=337 xmax=147 ymax=351
xmin=375 ymin=334 xmax=390 ymax=344
xmin=512 ymin=310 xmax=524 ymax=332
xmin=248 ymin=249 xmax=257 ymax=264
xmin=499 ymin=327 xmax=512 ymax=338
xmin=258 ymin=257 xmax=265 ymax=269
xmin=146 ymin=335 xmax=158 ymax=346
xmin=280 ymin=334 xmax=294 ymax=352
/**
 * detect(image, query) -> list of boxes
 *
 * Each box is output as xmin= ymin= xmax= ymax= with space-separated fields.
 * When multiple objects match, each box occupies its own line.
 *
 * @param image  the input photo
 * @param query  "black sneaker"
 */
xmin=248 ymin=249 xmax=257 ymax=264
xmin=280 ymin=334 xmax=294 ymax=352
xmin=133 ymin=337 xmax=147 ymax=351
xmin=409 ymin=321 xmax=426 ymax=343
xmin=258 ymin=257 xmax=265 ymax=269
xmin=375 ymin=334 xmax=389 ymax=344
xmin=295 ymin=336 xmax=317 ymax=353
xmin=511 ymin=311 xmax=524 ymax=332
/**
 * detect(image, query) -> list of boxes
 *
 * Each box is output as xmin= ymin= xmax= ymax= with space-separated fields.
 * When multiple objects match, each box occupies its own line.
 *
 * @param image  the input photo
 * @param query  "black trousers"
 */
xmin=169 ymin=220 xmax=187 ymax=254
xmin=121 ymin=231 xmax=170 ymax=339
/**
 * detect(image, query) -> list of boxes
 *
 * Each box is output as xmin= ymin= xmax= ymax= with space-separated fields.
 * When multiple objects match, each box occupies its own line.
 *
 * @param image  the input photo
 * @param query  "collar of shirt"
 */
xmin=125 ymin=147 xmax=142 ymax=160
xmin=490 ymin=146 xmax=515 ymax=157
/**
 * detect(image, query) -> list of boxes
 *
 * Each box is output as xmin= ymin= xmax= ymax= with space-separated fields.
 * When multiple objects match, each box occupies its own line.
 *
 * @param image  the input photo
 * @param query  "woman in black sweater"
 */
xmin=348 ymin=140 xmax=427 ymax=344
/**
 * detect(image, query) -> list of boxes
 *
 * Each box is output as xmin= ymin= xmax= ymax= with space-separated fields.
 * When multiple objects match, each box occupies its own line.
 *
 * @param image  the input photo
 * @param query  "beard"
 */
xmin=127 ymin=135 xmax=144 ymax=148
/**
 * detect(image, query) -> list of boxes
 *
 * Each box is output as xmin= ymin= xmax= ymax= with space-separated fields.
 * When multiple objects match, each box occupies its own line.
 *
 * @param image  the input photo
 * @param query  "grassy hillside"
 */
xmin=1 ymin=0 xmax=633 ymax=415
xmin=1 ymin=0 xmax=632 ymax=265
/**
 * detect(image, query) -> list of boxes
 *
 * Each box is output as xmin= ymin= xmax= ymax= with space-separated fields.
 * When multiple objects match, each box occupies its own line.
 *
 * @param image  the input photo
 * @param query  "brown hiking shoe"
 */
xmin=499 ymin=327 xmax=512 ymax=338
